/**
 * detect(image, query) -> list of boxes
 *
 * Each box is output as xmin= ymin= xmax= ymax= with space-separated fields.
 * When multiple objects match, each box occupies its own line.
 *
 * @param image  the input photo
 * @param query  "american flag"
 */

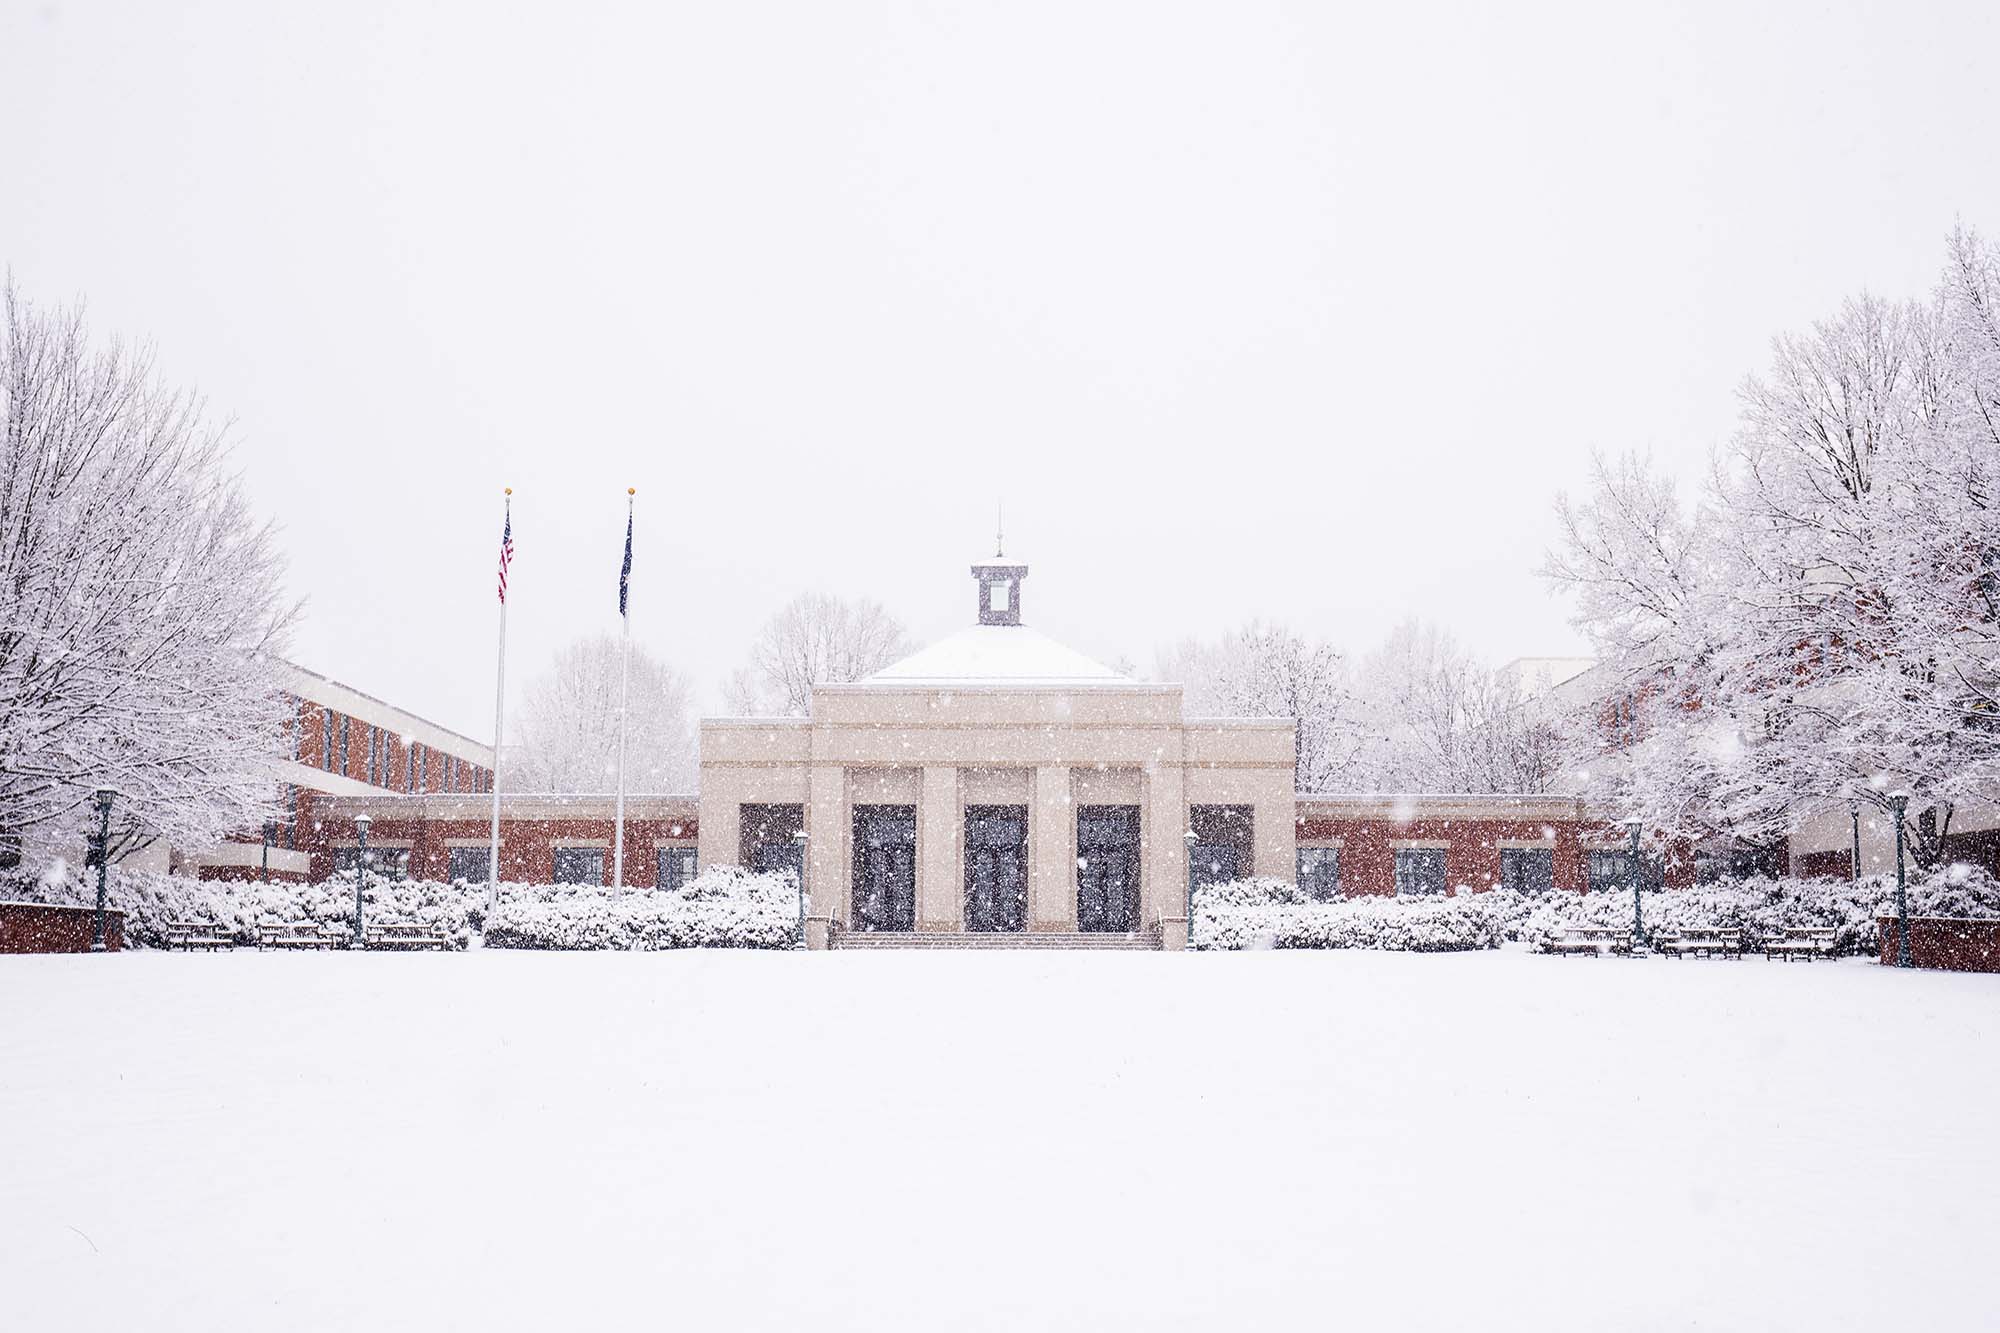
xmin=496 ymin=501 xmax=514 ymax=604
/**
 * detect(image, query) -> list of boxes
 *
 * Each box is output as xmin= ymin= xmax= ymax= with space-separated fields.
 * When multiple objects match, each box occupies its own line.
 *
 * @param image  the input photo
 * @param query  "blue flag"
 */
xmin=618 ymin=510 xmax=633 ymax=616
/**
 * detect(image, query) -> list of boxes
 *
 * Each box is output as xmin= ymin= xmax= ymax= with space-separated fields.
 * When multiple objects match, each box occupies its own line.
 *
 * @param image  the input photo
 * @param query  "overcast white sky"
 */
xmin=6 ymin=1 xmax=1999 ymax=740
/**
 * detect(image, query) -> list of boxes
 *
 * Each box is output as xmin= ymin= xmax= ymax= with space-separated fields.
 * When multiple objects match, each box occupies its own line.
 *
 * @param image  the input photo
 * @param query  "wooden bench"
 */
xmin=1657 ymin=928 xmax=1745 ymax=959
xmin=363 ymin=922 xmax=449 ymax=951
xmin=257 ymin=921 xmax=339 ymax=951
xmin=1544 ymin=927 xmax=1634 ymax=957
xmin=1763 ymin=927 xmax=1838 ymax=960
xmin=164 ymin=921 xmax=235 ymax=951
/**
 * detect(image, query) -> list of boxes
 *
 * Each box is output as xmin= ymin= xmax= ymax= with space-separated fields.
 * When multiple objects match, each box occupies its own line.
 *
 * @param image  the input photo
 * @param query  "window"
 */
xmin=1500 ymin=847 xmax=1554 ymax=893
xmin=1394 ymin=848 xmax=1448 ymax=896
xmin=322 ymin=710 xmax=335 ymax=771
xmin=448 ymin=846 xmax=491 ymax=883
xmin=1590 ymin=847 xmax=1661 ymax=893
xmin=553 ymin=847 xmax=605 ymax=885
xmin=657 ymin=846 xmax=698 ymax=892
xmin=339 ymin=715 xmax=350 ymax=775
xmin=1297 ymin=847 xmax=1341 ymax=901
xmin=333 ymin=846 xmax=409 ymax=880
xmin=1188 ymin=805 xmax=1254 ymax=891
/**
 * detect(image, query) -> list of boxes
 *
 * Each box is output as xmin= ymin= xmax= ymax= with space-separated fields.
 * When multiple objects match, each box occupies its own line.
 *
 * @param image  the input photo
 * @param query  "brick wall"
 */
xmin=1876 ymin=916 xmax=2000 ymax=972
xmin=303 ymin=812 xmax=698 ymax=886
xmin=1293 ymin=816 xmax=1695 ymax=896
xmin=0 ymin=902 xmax=125 ymax=952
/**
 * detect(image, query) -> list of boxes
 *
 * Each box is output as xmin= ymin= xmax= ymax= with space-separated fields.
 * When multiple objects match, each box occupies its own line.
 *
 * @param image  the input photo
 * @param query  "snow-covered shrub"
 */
xmin=9 ymin=866 xmax=478 ymax=949
xmin=485 ymin=866 xmax=799 ymax=950
xmin=1193 ymin=878 xmax=1500 ymax=952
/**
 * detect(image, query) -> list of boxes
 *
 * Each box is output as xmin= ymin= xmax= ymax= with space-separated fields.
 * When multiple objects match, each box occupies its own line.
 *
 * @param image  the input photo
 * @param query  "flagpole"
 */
xmin=612 ymin=488 xmax=634 ymax=895
xmin=486 ymin=489 xmax=512 ymax=925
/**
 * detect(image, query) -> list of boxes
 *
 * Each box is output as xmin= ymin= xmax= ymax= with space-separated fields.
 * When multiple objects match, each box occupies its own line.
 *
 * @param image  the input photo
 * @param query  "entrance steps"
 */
xmin=832 ymin=929 xmax=1161 ymax=951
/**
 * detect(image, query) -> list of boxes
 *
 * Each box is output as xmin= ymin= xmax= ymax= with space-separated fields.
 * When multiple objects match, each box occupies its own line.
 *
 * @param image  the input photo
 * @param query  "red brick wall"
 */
xmin=0 ymin=902 xmax=125 ymax=952
xmin=1877 ymin=916 xmax=2000 ymax=972
xmin=1794 ymin=848 xmax=1853 ymax=880
xmin=1293 ymin=817 xmax=1695 ymax=896
xmin=304 ymin=812 xmax=698 ymax=885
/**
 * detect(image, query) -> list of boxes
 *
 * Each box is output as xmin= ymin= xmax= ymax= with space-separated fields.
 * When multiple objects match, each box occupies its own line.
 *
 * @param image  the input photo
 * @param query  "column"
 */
xmin=807 ymin=764 xmax=845 ymax=924
xmin=917 ymin=765 xmax=961 ymax=931
xmin=1028 ymin=764 xmax=1074 ymax=931
xmin=1142 ymin=763 xmax=1187 ymax=933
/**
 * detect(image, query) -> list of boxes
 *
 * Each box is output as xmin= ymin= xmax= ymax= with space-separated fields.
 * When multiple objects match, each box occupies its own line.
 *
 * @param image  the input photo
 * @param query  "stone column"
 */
xmin=1028 ymin=764 xmax=1074 ymax=931
xmin=917 ymin=765 xmax=961 ymax=931
xmin=807 ymin=764 xmax=845 ymax=926
xmin=1142 ymin=763 xmax=1187 ymax=933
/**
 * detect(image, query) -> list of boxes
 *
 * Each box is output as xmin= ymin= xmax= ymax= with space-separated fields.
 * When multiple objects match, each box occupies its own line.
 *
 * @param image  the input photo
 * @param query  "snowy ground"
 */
xmin=2 ymin=948 xmax=1994 ymax=1332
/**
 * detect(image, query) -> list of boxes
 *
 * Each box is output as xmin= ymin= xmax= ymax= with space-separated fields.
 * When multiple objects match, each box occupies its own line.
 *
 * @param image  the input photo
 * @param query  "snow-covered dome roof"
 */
xmin=862 ymin=624 xmax=1129 ymax=687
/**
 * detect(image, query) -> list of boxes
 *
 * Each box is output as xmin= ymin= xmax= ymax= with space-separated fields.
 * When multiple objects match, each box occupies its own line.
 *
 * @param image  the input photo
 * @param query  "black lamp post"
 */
xmin=791 ymin=827 xmax=808 ymax=948
xmin=1623 ymin=818 xmax=1646 ymax=950
xmin=261 ymin=820 xmax=276 ymax=885
xmin=353 ymin=813 xmax=371 ymax=950
xmin=1849 ymin=800 xmax=1861 ymax=882
xmin=1183 ymin=828 xmax=1200 ymax=949
xmin=90 ymin=787 xmax=116 ymax=952
xmin=1888 ymin=792 xmax=1911 ymax=968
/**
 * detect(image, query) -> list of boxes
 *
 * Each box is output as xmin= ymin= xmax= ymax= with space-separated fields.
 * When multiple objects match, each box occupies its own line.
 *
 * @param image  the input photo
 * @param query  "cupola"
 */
xmin=971 ymin=531 xmax=1027 ymax=627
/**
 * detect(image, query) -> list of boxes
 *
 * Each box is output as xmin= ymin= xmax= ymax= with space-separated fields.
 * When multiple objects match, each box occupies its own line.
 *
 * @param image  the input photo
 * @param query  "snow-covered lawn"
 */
xmin=2 ymin=948 xmax=1994 ymax=1331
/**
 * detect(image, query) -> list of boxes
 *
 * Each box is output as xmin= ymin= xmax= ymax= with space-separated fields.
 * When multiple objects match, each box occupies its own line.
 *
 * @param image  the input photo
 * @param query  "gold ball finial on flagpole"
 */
xmin=628 ymin=487 xmax=636 ymax=496
xmin=504 ymin=487 xmax=512 ymax=496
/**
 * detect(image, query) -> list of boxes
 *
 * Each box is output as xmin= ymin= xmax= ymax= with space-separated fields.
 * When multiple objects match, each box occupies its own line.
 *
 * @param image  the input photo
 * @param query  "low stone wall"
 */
xmin=0 ymin=901 xmax=126 ymax=953
xmin=1876 ymin=916 xmax=2000 ymax=972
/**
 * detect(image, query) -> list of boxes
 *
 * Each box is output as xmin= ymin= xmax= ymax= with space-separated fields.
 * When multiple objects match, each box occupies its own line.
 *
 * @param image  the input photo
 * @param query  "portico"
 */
xmin=697 ymin=551 xmax=1296 ymax=946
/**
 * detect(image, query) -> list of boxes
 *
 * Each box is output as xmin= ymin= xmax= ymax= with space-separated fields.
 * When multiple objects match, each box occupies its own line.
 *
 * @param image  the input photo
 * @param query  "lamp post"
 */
xmin=90 ymin=788 xmax=116 ymax=952
xmin=1888 ymin=791 xmax=1911 ymax=968
xmin=1183 ymin=828 xmax=1200 ymax=949
xmin=1849 ymin=800 xmax=1861 ymax=883
xmin=1623 ymin=818 xmax=1646 ymax=950
xmin=791 ymin=827 xmax=809 ymax=949
xmin=261 ymin=820 xmax=276 ymax=885
xmin=353 ymin=813 xmax=372 ymax=950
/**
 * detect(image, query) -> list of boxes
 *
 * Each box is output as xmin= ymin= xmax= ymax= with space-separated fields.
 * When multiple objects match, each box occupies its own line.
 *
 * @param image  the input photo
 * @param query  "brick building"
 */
xmin=296 ymin=553 xmax=1689 ymax=947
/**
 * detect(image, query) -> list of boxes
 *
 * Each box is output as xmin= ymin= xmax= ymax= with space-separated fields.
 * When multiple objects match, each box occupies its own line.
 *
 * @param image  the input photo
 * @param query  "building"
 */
xmin=181 ymin=662 xmax=495 ymax=883
xmin=301 ymin=551 xmax=1674 ymax=947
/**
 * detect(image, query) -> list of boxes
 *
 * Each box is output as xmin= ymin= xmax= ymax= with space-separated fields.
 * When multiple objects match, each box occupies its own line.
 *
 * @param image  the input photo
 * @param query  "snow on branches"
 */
xmin=1545 ymin=229 xmax=2000 ymax=866
xmin=0 ymin=283 xmax=294 ymax=863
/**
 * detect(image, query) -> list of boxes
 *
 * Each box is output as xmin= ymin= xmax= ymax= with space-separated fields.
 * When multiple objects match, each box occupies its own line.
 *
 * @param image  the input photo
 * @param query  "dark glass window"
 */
xmin=553 ymin=847 xmax=605 ymax=885
xmin=338 ymin=715 xmax=350 ymax=775
xmin=1394 ymin=848 xmax=1448 ymax=896
xmin=1500 ymin=847 xmax=1555 ymax=893
xmin=322 ymin=710 xmax=335 ymax=771
xmin=1590 ymin=847 xmax=1661 ymax=892
xmin=1296 ymin=847 xmax=1341 ymax=901
xmin=333 ymin=845 xmax=408 ymax=880
xmin=657 ymin=846 xmax=698 ymax=892
xmin=448 ymin=846 xmax=491 ymax=883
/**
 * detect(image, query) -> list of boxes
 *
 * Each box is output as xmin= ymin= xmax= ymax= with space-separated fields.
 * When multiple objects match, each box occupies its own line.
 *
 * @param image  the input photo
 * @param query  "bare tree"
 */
xmin=1157 ymin=621 xmax=1357 ymax=791
xmin=0 ymin=282 xmax=296 ymax=864
xmin=725 ymin=592 xmax=909 ymax=716
xmin=509 ymin=634 xmax=697 ymax=792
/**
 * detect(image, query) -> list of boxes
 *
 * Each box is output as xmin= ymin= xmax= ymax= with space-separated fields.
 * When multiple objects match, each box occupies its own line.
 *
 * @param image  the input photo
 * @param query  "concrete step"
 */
xmin=833 ymin=930 xmax=1160 ymax=951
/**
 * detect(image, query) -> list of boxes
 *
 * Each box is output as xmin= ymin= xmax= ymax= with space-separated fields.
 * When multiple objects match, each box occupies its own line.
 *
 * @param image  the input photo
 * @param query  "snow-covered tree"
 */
xmin=724 ymin=592 xmax=909 ymax=716
xmin=1156 ymin=621 xmax=1357 ymax=791
xmin=509 ymin=634 xmax=696 ymax=792
xmin=1546 ymin=229 xmax=2000 ymax=868
xmin=0 ymin=283 xmax=295 ymax=864
xmin=1348 ymin=621 xmax=1566 ymax=794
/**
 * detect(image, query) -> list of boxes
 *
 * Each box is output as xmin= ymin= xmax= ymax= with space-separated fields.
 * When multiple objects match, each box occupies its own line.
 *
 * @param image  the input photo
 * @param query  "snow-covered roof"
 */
xmin=857 ymin=624 xmax=1130 ymax=688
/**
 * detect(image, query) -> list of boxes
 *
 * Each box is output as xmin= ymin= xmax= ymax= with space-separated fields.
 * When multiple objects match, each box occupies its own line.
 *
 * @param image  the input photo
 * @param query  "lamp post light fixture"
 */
xmin=1888 ymin=791 xmax=1912 ymax=968
xmin=1183 ymin=828 xmax=1201 ymax=949
xmin=1623 ymin=818 xmax=1646 ymax=950
xmin=1849 ymin=800 xmax=1861 ymax=883
xmin=90 ymin=787 xmax=117 ymax=952
xmin=353 ymin=813 xmax=372 ymax=950
xmin=791 ymin=828 xmax=809 ymax=949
